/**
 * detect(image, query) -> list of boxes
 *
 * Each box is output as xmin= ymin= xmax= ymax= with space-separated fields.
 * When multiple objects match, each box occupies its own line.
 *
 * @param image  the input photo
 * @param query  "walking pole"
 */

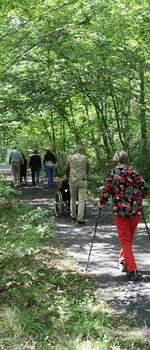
xmin=141 ymin=208 xmax=150 ymax=239
xmin=85 ymin=208 xmax=101 ymax=271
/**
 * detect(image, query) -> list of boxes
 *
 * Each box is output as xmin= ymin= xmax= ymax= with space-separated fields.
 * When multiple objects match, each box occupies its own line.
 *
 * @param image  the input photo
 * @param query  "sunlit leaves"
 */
xmin=0 ymin=0 xmax=150 ymax=173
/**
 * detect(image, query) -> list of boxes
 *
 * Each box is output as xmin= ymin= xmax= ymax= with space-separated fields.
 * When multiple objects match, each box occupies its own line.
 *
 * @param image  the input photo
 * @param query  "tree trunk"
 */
xmin=139 ymin=69 xmax=147 ymax=153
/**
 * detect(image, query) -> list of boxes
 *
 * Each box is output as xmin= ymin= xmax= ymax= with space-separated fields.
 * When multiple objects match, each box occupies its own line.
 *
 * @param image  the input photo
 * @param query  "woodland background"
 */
xmin=0 ymin=0 xmax=150 ymax=180
xmin=0 ymin=3 xmax=150 ymax=349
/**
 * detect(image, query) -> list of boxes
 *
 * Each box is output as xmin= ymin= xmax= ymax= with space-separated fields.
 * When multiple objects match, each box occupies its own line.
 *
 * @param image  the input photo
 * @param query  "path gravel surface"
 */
xmin=55 ymin=200 xmax=150 ymax=339
xmin=1 ymin=166 xmax=150 ymax=343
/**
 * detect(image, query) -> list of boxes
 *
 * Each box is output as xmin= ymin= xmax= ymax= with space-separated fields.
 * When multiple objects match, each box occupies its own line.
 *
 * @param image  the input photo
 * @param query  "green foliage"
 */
xmin=142 ymin=197 xmax=150 ymax=221
xmin=0 ymin=0 xmax=150 ymax=177
xmin=0 ymin=174 xmax=18 ymax=200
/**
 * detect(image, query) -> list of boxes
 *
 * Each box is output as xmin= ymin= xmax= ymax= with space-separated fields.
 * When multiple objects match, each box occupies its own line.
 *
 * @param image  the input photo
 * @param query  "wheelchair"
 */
xmin=54 ymin=190 xmax=70 ymax=217
xmin=54 ymin=189 xmax=86 ymax=218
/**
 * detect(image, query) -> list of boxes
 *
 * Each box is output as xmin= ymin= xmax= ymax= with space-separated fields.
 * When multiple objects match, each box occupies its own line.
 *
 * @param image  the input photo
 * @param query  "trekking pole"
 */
xmin=141 ymin=208 xmax=150 ymax=239
xmin=85 ymin=208 xmax=102 ymax=271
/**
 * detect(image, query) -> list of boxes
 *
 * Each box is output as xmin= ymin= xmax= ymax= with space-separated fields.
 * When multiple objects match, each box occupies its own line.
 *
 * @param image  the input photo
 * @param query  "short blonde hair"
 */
xmin=113 ymin=150 xmax=129 ymax=165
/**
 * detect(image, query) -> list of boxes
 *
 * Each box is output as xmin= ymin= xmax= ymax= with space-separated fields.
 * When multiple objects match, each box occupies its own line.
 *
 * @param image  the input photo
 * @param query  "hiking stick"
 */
xmin=141 ymin=208 xmax=150 ymax=239
xmin=85 ymin=208 xmax=101 ymax=271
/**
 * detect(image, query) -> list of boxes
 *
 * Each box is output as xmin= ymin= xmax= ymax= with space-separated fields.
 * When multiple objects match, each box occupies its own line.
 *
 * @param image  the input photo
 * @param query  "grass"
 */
xmin=0 ymin=196 xmax=150 ymax=349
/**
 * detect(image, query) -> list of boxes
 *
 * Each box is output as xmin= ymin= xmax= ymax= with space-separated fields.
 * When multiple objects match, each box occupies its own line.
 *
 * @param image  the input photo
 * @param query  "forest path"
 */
xmin=1 ymin=166 xmax=150 ymax=342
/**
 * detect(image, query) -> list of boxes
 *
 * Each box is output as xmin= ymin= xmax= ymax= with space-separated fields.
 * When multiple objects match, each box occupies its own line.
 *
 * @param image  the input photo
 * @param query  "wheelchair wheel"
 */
xmin=54 ymin=191 xmax=64 ymax=217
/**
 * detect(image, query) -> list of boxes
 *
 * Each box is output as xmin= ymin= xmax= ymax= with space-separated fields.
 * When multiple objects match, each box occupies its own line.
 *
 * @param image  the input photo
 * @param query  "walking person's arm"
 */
xmin=86 ymin=160 xmax=89 ymax=179
xmin=9 ymin=152 xmax=12 ymax=164
xmin=98 ymin=172 xmax=113 ymax=208
xmin=39 ymin=156 xmax=42 ymax=169
xmin=65 ymin=163 xmax=70 ymax=178
xmin=135 ymin=173 xmax=149 ymax=199
xmin=28 ymin=156 xmax=32 ymax=168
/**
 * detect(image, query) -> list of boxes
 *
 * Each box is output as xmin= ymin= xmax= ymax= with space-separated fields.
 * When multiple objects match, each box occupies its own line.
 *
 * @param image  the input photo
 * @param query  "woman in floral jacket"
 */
xmin=98 ymin=150 xmax=149 ymax=281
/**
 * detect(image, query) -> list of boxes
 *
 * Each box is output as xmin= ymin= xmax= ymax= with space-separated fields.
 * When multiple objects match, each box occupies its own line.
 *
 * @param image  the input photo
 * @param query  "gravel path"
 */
xmin=55 ymin=200 xmax=150 ymax=338
xmin=1 ymin=166 xmax=150 ymax=342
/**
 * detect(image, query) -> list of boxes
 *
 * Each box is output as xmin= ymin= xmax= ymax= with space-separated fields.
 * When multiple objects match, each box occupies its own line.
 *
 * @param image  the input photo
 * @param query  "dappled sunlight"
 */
xmin=20 ymin=197 xmax=51 ymax=206
xmin=1 ymin=168 xmax=150 ymax=341
xmin=55 ymin=203 xmax=150 ymax=333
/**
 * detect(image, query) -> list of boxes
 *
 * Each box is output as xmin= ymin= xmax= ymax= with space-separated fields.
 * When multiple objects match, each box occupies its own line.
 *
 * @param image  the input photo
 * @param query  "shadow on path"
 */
xmin=1 ymin=167 xmax=150 ymax=341
xmin=55 ymin=202 xmax=150 ymax=339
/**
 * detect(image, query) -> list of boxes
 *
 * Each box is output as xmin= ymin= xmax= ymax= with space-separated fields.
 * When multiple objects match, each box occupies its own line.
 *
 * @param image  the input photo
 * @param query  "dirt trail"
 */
xmin=17 ymin=181 xmax=150 ymax=342
xmin=1 ymin=166 xmax=150 ymax=343
xmin=55 ymin=200 xmax=150 ymax=339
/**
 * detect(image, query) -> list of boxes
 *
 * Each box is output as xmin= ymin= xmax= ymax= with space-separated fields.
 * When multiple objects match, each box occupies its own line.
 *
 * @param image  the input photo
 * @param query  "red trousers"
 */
xmin=114 ymin=215 xmax=140 ymax=272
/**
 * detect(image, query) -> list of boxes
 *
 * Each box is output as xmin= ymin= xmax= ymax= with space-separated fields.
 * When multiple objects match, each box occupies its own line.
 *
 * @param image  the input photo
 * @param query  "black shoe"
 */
xmin=71 ymin=217 xmax=76 ymax=222
xmin=119 ymin=262 xmax=127 ymax=273
xmin=127 ymin=270 xmax=141 ymax=282
xmin=77 ymin=220 xmax=85 ymax=225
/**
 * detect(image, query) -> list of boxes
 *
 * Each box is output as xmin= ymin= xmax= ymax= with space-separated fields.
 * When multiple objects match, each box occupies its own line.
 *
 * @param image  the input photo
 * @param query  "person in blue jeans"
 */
xmin=43 ymin=148 xmax=57 ymax=187
xmin=28 ymin=150 xmax=42 ymax=188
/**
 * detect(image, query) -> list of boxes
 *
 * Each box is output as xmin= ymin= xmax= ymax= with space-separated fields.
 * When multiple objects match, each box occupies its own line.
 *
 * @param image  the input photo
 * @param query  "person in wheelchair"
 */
xmin=54 ymin=175 xmax=70 ymax=217
xmin=58 ymin=175 xmax=70 ymax=205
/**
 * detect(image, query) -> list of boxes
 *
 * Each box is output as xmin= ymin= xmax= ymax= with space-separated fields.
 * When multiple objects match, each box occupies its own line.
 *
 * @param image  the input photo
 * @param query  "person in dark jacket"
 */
xmin=43 ymin=148 xmax=56 ymax=187
xmin=28 ymin=150 xmax=42 ymax=188
xmin=20 ymin=154 xmax=27 ymax=184
xmin=98 ymin=150 xmax=149 ymax=282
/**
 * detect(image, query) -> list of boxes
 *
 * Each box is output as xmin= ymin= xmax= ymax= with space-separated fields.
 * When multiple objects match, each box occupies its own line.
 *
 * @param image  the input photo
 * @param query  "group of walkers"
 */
xmin=9 ymin=146 xmax=57 ymax=188
xmin=61 ymin=146 xmax=149 ymax=282
xmin=9 ymin=144 xmax=149 ymax=282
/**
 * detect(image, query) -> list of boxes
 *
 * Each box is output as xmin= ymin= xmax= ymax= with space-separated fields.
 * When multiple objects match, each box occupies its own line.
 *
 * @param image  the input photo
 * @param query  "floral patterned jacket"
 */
xmin=100 ymin=165 xmax=149 ymax=217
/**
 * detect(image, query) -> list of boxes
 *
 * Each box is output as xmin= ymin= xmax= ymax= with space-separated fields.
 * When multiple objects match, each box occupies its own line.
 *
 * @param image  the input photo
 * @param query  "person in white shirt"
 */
xmin=9 ymin=145 xmax=22 ymax=187
xmin=66 ymin=145 xmax=89 ymax=224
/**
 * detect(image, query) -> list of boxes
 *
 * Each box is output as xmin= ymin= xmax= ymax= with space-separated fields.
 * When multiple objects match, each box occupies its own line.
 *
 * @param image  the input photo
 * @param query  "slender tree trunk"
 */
xmin=95 ymin=108 xmax=111 ymax=163
xmin=139 ymin=69 xmax=147 ymax=153
xmin=50 ymin=110 xmax=57 ymax=154
xmin=62 ymin=117 xmax=66 ymax=154
xmin=109 ymin=83 xmax=126 ymax=149
xmin=84 ymin=103 xmax=101 ymax=163
xmin=40 ymin=113 xmax=53 ymax=145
